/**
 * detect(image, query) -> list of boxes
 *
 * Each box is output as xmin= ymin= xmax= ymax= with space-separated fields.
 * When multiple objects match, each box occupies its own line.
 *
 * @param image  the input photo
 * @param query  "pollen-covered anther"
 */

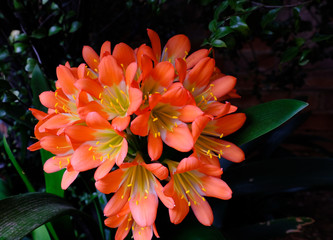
xmin=186 ymin=190 xmax=190 ymax=194
xmin=88 ymin=146 xmax=93 ymax=151
xmin=94 ymin=68 xmax=98 ymax=72
xmin=153 ymin=117 xmax=158 ymax=122
xmin=93 ymin=155 xmax=96 ymax=160
xmin=93 ymin=59 xmax=98 ymax=63
xmin=59 ymin=161 xmax=62 ymax=169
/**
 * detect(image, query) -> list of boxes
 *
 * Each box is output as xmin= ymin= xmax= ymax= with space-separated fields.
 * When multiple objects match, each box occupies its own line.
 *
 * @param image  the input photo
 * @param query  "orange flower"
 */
xmin=164 ymin=157 xmax=232 ymax=226
xmin=95 ymin=153 xmax=174 ymax=227
xmin=104 ymin=203 xmax=160 ymax=240
xmin=192 ymin=114 xmax=246 ymax=166
xmin=65 ymin=112 xmax=128 ymax=180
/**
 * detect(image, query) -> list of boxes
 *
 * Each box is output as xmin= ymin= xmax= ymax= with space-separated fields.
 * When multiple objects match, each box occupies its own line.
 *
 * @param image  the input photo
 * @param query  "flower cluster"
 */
xmin=29 ymin=29 xmax=246 ymax=240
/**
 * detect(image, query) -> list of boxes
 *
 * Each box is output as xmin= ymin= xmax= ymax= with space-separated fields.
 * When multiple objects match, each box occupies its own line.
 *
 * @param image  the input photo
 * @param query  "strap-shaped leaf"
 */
xmin=0 ymin=193 xmax=102 ymax=239
xmin=228 ymin=99 xmax=308 ymax=145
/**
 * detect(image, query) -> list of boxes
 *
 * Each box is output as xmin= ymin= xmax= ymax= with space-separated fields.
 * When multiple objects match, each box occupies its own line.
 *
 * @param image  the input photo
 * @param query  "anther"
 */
xmin=153 ymin=117 xmax=158 ymax=122
xmin=89 ymin=146 xmax=93 ymax=151
xmin=93 ymin=59 xmax=98 ymax=63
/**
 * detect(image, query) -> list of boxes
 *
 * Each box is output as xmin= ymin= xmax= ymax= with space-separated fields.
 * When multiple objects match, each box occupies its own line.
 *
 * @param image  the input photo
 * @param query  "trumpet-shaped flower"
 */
xmin=164 ymin=157 xmax=232 ymax=226
xmin=95 ymin=153 xmax=174 ymax=227
xmin=192 ymin=114 xmax=246 ymax=166
xmin=104 ymin=203 xmax=159 ymax=240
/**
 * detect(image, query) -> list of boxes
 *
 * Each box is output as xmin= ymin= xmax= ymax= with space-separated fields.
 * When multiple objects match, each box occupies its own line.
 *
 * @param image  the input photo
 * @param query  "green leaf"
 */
xmin=41 ymin=149 xmax=64 ymax=198
xmin=0 ymin=193 xmax=103 ymax=239
xmin=214 ymin=1 xmax=229 ymax=19
xmin=228 ymin=0 xmax=237 ymax=10
xmin=224 ymin=157 xmax=333 ymax=196
xmin=69 ymin=21 xmax=81 ymax=33
xmin=48 ymin=26 xmax=62 ymax=36
xmin=31 ymin=65 xmax=50 ymax=110
xmin=227 ymin=217 xmax=314 ymax=239
xmin=211 ymin=39 xmax=227 ymax=48
xmin=312 ymin=34 xmax=333 ymax=42
xmin=0 ymin=179 xmax=10 ymax=200
xmin=215 ymin=26 xmax=233 ymax=39
xmin=25 ymin=58 xmax=37 ymax=73
xmin=281 ymin=46 xmax=299 ymax=63
xmin=3 ymin=136 xmax=35 ymax=192
xmin=261 ymin=8 xmax=281 ymax=29
xmin=230 ymin=16 xmax=249 ymax=35
xmin=208 ymin=19 xmax=218 ymax=32
xmin=299 ymin=49 xmax=311 ymax=66
xmin=229 ymin=99 xmax=308 ymax=145
xmin=13 ymin=43 xmax=27 ymax=53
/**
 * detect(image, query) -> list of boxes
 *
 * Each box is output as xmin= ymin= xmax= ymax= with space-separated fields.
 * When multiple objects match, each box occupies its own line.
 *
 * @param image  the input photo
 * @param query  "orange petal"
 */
xmin=130 ymin=112 xmax=150 ymax=136
xmin=141 ymin=162 xmax=168 ymax=180
xmin=86 ymin=111 xmax=111 ymax=129
xmin=56 ymin=65 xmax=77 ymax=95
xmin=61 ymin=169 xmax=79 ymax=190
xmin=161 ymin=82 xmax=191 ymax=106
xmin=178 ymin=105 xmax=203 ymax=122
xmin=39 ymin=114 xmax=76 ymax=132
xmin=192 ymin=115 xmax=212 ymax=142
xmin=65 ymin=125 xmax=96 ymax=142
xmin=175 ymin=156 xmax=200 ymax=174
xmin=82 ymin=45 xmax=100 ymax=71
xmin=133 ymin=224 xmax=153 ymax=240
xmin=39 ymin=91 xmax=57 ymax=109
xmin=129 ymin=193 xmax=158 ymax=227
xmin=115 ymin=139 xmax=128 ymax=166
xmin=201 ymin=176 xmax=232 ymax=200
xmin=204 ymin=101 xmax=231 ymax=117
xmin=40 ymin=135 xmax=71 ymax=155
xmin=104 ymin=185 xmax=130 ymax=216
xmin=78 ymin=101 xmax=107 ymax=120
xmin=198 ymin=163 xmax=222 ymax=177
xmin=95 ymin=169 xmax=124 ymax=194
xmin=29 ymin=108 xmax=47 ymax=120
xmin=94 ymin=159 xmax=116 ymax=180
xmin=150 ymin=61 xmax=174 ymax=88
xmin=114 ymin=219 xmax=131 ymax=240
xmin=43 ymin=155 xmax=70 ymax=173
xmin=147 ymin=28 xmax=161 ymax=60
xmin=169 ymin=194 xmax=189 ymax=224
xmin=175 ymin=58 xmax=187 ymax=83
xmin=127 ymin=87 xmax=142 ymax=115
xmin=27 ymin=141 xmax=41 ymax=151
xmin=186 ymin=49 xmax=210 ymax=69
xmin=211 ymin=75 xmax=237 ymax=99
xmin=148 ymin=93 xmax=162 ymax=109
xmin=148 ymin=133 xmax=163 ymax=161
xmin=104 ymin=214 xmax=127 ymax=228
xmin=112 ymin=43 xmax=136 ymax=68
xmin=163 ymin=34 xmax=190 ymax=62
xmin=125 ymin=62 xmax=137 ymax=86
xmin=162 ymin=124 xmax=193 ymax=152
xmin=190 ymin=195 xmax=213 ymax=226
xmin=155 ymin=180 xmax=175 ymax=209
xmin=186 ymin=57 xmax=215 ymax=89
xmin=212 ymin=113 xmax=246 ymax=137
xmin=163 ymin=178 xmax=175 ymax=197
xmin=99 ymin=55 xmax=123 ymax=86
xmin=100 ymin=41 xmax=111 ymax=59
xmin=74 ymin=78 xmax=103 ymax=99
xmin=219 ymin=140 xmax=245 ymax=163
xmin=71 ymin=144 xmax=102 ymax=171
xmin=112 ymin=116 xmax=130 ymax=131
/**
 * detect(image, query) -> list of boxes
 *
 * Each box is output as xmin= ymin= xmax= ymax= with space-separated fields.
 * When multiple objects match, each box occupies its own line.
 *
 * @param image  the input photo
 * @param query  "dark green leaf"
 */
xmin=230 ymin=16 xmax=249 ymax=35
xmin=48 ymin=26 xmax=62 ymax=36
xmin=228 ymin=0 xmax=237 ymax=10
xmin=13 ymin=43 xmax=27 ymax=53
xmin=31 ymin=65 xmax=50 ymax=110
xmin=208 ymin=19 xmax=218 ymax=32
xmin=312 ymin=34 xmax=333 ymax=42
xmin=281 ymin=46 xmax=299 ymax=63
xmin=295 ymin=37 xmax=305 ymax=47
xmin=25 ymin=58 xmax=37 ymax=73
xmin=224 ymin=157 xmax=333 ymax=196
xmin=0 ymin=193 xmax=102 ymax=239
xmin=214 ymin=1 xmax=229 ymax=19
xmin=0 ymin=179 xmax=10 ymax=200
xmin=229 ymin=99 xmax=308 ymax=145
xmin=299 ymin=49 xmax=311 ymax=66
xmin=211 ymin=39 xmax=227 ymax=48
xmin=31 ymin=30 xmax=47 ymax=39
xmin=215 ymin=26 xmax=233 ymax=39
xmin=69 ymin=21 xmax=81 ymax=33
xmin=227 ymin=217 xmax=314 ymax=240
xmin=41 ymin=149 xmax=64 ymax=198
xmin=261 ymin=8 xmax=281 ymax=29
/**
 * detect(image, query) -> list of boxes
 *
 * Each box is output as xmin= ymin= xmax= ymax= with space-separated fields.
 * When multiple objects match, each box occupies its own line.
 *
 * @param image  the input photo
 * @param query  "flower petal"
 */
xmin=147 ymin=29 xmax=161 ymax=60
xmin=186 ymin=49 xmax=210 ymax=69
xmin=29 ymin=108 xmax=47 ymax=120
xmin=201 ymin=176 xmax=232 ymax=200
xmin=94 ymin=159 xmax=116 ymax=180
xmin=141 ymin=162 xmax=168 ymax=180
xmin=65 ymin=125 xmax=96 ymax=142
xmin=61 ymin=169 xmax=79 ymax=190
xmin=129 ymin=193 xmax=158 ymax=227
xmin=95 ymin=169 xmax=124 ymax=194
xmin=112 ymin=43 xmax=136 ymax=68
xmin=130 ymin=111 xmax=150 ymax=136
xmin=82 ymin=45 xmax=100 ymax=71
xmin=175 ymin=156 xmax=200 ymax=174
xmin=112 ymin=116 xmax=130 ymax=131
xmin=56 ymin=65 xmax=77 ymax=95
xmin=74 ymin=78 xmax=103 ymax=99
xmin=39 ymin=91 xmax=57 ymax=109
xmin=185 ymin=57 xmax=215 ymax=89
xmin=104 ymin=185 xmax=130 ymax=217
xmin=178 ymin=105 xmax=203 ymax=122
xmin=169 ymin=194 xmax=189 ymax=224
xmin=148 ymin=132 xmax=163 ymax=161
xmin=163 ymin=34 xmax=190 ymax=62
xmin=190 ymin=195 xmax=213 ymax=226
xmin=40 ymin=135 xmax=71 ymax=155
xmin=71 ymin=144 xmax=102 ymax=171
xmin=219 ymin=140 xmax=245 ymax=163
xmin=115 ymin=139 xmax=128 ymax=166
xmin=86 ymin=111 xmax=111 ymax=129
xmin=99 ymin=55 xmax=123 ymax=86
xmin=162 ymin=124 xmax=193 ymax=152
xmin=211 ymin=75 xmax=237 ymax=99
xmin=100 ymin=41 xmax=111 ymax=58
xmin=125 ymin=62 xmax=137 ymax=86
xmin=127 ymin=87 xmax=142 ymax=115
xmin=155 ymin=180 xmax=175 ymax=209
xmin=212 ymin=113 xmax=246 ymax=137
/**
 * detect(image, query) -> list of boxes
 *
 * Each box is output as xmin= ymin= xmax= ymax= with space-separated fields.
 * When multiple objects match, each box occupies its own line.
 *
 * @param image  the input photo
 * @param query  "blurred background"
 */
xmin=0 ymin=0 xmax=332 ymax=239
